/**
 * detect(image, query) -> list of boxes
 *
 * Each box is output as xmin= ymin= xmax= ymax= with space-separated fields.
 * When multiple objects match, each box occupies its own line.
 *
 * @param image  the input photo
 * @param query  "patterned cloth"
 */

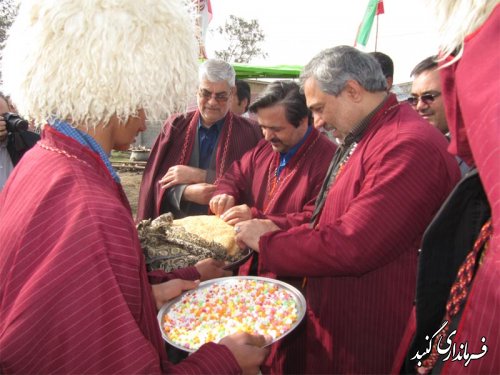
xmin=50 ymin=119 xmax=120 ymax=182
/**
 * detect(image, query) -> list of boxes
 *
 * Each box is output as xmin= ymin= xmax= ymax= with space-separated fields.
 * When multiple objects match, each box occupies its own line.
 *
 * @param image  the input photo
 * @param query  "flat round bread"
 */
xmin=172 ymin=215 xmax=239 ymax=256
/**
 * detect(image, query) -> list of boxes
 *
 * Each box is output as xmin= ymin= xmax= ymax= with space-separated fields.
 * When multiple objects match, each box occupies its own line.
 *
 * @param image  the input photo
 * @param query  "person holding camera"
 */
xmin=0 ymin=92 xmax=40 ymax=190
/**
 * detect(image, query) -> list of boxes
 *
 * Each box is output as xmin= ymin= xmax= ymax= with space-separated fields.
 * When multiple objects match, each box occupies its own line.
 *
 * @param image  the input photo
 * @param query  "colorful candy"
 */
xmin=163 ymin=279 xmax=299 ymax=351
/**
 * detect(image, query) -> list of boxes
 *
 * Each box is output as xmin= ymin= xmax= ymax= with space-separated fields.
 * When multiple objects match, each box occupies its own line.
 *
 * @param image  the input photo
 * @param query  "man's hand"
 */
xmin=182 ymin=183 xmax=216 ymax=205
xmin=151 ymin=279 xmax=199 ymax=309
xmin=158 ymin=165 xmax=207 ymax=190
xmin=235 ymin=219 xmax=280 ymax=252
xmin=194 ymin=258 xmax=232 ymax=281
xmin=219 ymin=332 xmax=270 ymax=375
xmin=0 ymin=117 xmax=7 ymax=142
xmin=209 ymin=193 xmax=235 ymax=216
xmin=220 ymin=204 xmax=252 ymax=225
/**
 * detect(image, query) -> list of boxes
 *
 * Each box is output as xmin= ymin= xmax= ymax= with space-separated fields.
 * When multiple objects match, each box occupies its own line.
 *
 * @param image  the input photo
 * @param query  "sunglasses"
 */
xmin=198 ymin=89 xmax=230 ymax=102
xmin=407 ymin=92 xmax=441 ymax=107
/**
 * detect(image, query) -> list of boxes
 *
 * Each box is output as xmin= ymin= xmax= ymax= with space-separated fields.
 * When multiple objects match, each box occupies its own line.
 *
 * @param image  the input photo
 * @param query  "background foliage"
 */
xmin=214 ymin=15 xmax=267 ymax=63
xmin=0 ymin=0 xmax=18 ymax=83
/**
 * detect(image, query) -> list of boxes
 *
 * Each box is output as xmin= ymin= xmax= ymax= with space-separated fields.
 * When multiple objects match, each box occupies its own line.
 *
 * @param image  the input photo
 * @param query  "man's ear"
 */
xmin=344 ymin=80 xmax=363 ymax=103
xmin=386 ymin=77 xmax=393 ymax=91
xmin=299 ymin=115 xmax=309 ymax=128
xmin=242 ymin=98 xmax=249 ymax=112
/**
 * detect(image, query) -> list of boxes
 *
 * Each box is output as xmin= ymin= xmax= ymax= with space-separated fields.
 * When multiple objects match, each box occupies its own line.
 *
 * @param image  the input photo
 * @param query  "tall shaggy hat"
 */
xmin=2 ymin=0 xmax=199 ymax=128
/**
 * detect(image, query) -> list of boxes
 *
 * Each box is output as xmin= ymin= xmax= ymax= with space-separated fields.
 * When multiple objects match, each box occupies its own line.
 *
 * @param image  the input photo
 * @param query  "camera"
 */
xmin=2 ymin=112 xmax=29 ymax=133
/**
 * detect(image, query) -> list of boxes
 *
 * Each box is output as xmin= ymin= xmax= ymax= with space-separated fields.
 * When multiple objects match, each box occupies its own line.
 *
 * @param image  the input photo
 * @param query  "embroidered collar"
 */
xmin=49 ymin=119 xmax=120 ymax=183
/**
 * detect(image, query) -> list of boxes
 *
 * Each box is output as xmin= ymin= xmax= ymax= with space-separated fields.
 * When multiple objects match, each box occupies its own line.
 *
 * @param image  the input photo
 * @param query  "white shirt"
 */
xmin=0 ymin=138 xmax=14 ymax=190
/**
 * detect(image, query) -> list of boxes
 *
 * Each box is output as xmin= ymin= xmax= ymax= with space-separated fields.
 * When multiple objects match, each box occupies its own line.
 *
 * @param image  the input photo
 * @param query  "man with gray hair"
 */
xmin=138 ymin=59 xmax=262 ymax=220
xmin=234 ymin=46 xmax=461 ymax=373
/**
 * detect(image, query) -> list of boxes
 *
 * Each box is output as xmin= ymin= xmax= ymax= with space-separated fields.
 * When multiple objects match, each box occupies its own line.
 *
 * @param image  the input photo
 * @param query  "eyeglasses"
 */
xmin=198 ymin=89 xmax=230 ymax=102
xmin=407 ymin=92 xmax=441 ymax=107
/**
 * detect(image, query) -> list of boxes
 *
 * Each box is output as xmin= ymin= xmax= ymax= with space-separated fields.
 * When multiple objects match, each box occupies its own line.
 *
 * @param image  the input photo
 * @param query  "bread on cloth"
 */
xmin=172 ymin=215 xmax=239 ymax=256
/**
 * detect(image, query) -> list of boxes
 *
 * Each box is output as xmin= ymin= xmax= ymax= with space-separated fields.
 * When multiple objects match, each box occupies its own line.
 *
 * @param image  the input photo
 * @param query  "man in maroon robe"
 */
xmin=234 ymin=46 xmax=461 ymax=374
xmin=137 ymin=59 xmax=262 ymax=221
xmin=393 ymin=3 xmax=500 ymax=374
xmin=210 ymin=81 xmax=336 ymax=374
xmin=0 ymin=1 xmax=268 ymax=373
xmin=210 ymin=81 xmax=336 ymax=274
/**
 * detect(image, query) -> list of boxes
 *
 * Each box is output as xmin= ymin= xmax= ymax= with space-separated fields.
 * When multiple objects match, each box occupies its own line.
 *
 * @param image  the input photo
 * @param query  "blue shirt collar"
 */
xmin=49 ymin=119 xmax=120 ymax=183
xmin=277 ymin=125 xmax=312 ymax=178
xmin=197 ymin=116 xmax=225 ymax=133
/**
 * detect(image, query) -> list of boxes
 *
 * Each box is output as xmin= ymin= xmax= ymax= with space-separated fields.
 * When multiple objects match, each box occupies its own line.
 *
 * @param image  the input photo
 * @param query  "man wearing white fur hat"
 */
xmin=0 ymin=0 xmax=268 ymax=373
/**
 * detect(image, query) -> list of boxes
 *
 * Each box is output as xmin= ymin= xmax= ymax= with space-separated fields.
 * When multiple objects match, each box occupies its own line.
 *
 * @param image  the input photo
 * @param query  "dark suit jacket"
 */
xmin=7 ymin=130 xmax=40 ymax=165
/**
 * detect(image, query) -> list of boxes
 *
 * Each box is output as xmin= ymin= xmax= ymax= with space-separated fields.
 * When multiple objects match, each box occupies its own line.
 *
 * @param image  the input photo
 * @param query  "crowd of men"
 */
xmin=0 ymin=0 xmax=498 ymax=374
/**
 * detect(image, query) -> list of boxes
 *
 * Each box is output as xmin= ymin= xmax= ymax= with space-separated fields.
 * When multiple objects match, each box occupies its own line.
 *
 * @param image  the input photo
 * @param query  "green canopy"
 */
xmin=232 ymin=63 xmax=303 ymax=79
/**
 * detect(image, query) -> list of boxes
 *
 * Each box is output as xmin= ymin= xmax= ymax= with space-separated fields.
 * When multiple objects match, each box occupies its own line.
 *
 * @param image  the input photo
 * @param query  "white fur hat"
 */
xmin=2 ymin=0 xmax=199 ymax=128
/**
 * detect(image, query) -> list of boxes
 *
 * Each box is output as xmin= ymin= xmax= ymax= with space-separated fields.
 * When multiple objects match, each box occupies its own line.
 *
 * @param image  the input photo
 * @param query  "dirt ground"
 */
xmin=118 ymin=171 xmax=144 ymax=218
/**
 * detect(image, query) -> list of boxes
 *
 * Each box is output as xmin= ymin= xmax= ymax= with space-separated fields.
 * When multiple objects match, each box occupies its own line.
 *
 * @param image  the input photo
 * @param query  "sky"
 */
xmin=204 ymin=0 xmax=441 ymax=84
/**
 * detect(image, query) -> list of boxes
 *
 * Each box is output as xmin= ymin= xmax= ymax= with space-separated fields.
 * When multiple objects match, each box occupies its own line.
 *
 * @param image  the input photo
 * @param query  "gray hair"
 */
xmin=300 ymin=45 xmax=387 ymax=96
xmin=198 ymin=59 xmax=236 ymax=87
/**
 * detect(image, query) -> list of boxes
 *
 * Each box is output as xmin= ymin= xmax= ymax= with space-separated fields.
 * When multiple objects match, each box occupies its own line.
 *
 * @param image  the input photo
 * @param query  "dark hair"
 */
xmin=411 ymin=56 xmax=438 ymax=77
xmin=368 ymin=51 xmax=394 ymax=78
xmin=249 ymin=81 xmax=310 ymax=128
xmin=234 ymin=80 xmax=251 ymax=112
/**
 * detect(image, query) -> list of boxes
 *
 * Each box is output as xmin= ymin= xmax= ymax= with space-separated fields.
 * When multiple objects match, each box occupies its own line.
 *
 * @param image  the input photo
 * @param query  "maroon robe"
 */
xmin=393 ymin=6 xmax=500 ymax=374
xmin=0 ymin=127 xmax=241 ymax=374
xmin=437 ymin=8 xmax=500 ymax=373
xmin=137 ymin=110 xmax=262 ymax=220
xmin=214 ymin=126 xmax=336 ymax=374
xmin=215 ymin=126 xmax=336 ymax=275
xmin=257 ymin=95 xmax=461 ymax=374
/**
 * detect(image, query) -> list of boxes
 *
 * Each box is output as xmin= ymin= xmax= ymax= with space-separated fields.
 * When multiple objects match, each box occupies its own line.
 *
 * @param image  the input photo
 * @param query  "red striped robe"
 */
xmin=0 ymin=127 xmax=241 ymax=374
xmin=214 ymin=127 xmax=336 ymax=374
xmin=437 ymin=8 xmax=500 ymax=373
xmin=215 ymin=126 xmax=336 ymax=231
xmin=258 ymin=95 xmax=461 ymax=374
xmin=393 ymin=6 xmax=500 ymax=374
xmin=137 ymin=110 xmax=262 ymax=220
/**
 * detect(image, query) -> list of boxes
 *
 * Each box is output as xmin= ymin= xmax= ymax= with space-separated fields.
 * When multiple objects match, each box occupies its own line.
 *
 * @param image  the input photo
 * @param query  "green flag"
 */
xmin=355 ymin=0 xmax=382 ymax=47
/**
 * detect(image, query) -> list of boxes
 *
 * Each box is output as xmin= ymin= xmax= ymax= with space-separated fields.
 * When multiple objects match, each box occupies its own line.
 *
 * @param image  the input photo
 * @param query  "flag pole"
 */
xmin=375 ymin=13 xmax=379 ymax=51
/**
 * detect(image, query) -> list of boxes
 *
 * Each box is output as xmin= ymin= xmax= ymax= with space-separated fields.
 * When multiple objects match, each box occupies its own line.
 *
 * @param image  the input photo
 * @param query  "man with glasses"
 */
xmin=137 ymin=59 xmax=262 ymax=220
xmin=409 ymin=56 xmax=469 ymax=175
xmin=408 ymin=56 xmax=448 ymax=135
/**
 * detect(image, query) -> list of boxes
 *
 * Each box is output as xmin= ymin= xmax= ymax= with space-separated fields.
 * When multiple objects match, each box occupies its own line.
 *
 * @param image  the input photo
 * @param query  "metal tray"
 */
xmin=223 ymin=247 xmax=253 ymax=270
xmin=157 ymin=276 xmax=307 ymax=352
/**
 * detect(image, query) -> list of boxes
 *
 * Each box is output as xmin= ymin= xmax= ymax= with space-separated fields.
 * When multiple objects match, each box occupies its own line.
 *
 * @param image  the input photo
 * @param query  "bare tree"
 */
xmin=1 ymin=0 xmax=18 ymax=82
xmin=1 ymin=0 xmax=17 ymax=53
xmin=214 ymin=15 xmax=267 ymax=63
